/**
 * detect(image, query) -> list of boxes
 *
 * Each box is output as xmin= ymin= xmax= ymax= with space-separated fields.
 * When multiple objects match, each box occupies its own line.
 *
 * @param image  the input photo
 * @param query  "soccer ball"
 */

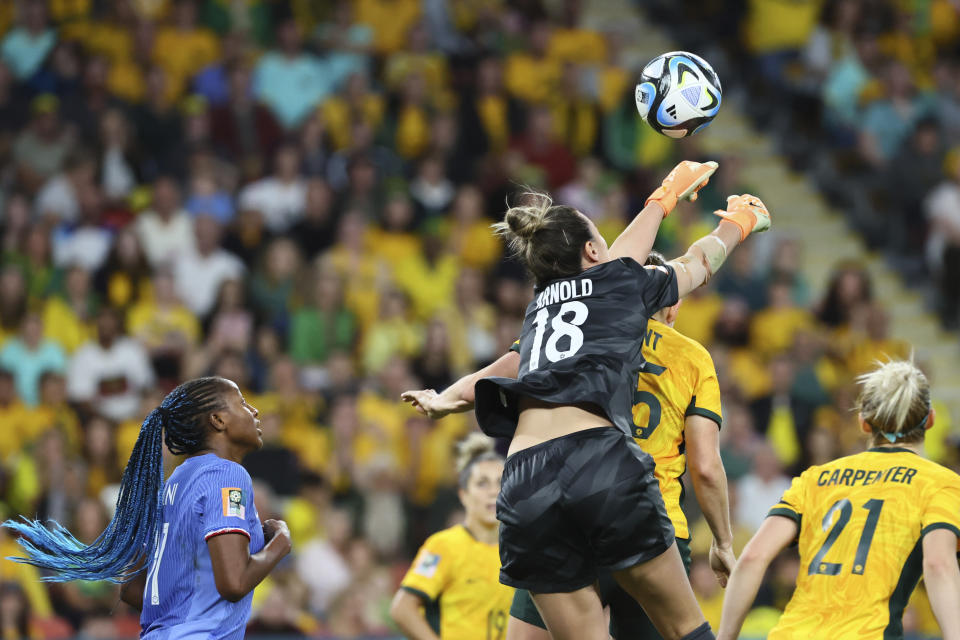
xmin=635 ymin=51 xmax=722 ymax=139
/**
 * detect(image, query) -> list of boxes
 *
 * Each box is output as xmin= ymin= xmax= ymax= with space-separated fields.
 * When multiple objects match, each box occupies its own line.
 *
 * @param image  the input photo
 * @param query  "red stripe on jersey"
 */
xmin=204 ymin=527 xmax=251 ymax=541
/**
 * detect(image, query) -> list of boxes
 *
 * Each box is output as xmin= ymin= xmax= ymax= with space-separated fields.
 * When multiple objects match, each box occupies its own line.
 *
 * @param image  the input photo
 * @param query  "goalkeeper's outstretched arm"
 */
xmin=670 ymin=193 xmax=771 ymax=297
xmin=401 ymin=350 xmax=520 ymax=419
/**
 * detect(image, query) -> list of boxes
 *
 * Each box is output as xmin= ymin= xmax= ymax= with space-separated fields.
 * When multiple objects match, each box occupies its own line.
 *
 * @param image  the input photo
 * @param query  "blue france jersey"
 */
xmin=140 ymin=454 xmax=264 ymax=640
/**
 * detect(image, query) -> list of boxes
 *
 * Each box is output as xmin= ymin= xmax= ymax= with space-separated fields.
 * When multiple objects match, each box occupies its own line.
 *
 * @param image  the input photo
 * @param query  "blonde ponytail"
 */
xmin=856 ymin=358 xmax=931 ymax=444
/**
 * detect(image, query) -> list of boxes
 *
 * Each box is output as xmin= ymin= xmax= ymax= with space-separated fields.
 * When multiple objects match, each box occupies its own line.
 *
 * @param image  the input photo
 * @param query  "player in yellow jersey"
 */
xmin=390 ymin=434 xmax=514 ymax=640
xmin=402 ymin=252 xmax=737 ymax=640
xmin=717 ymin=359 xmax=960 ymax=640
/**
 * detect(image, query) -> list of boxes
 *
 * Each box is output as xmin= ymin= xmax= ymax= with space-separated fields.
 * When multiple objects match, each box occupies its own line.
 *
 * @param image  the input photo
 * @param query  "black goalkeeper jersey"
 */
xmin=475 ymin=257 xmax=679 ymax=439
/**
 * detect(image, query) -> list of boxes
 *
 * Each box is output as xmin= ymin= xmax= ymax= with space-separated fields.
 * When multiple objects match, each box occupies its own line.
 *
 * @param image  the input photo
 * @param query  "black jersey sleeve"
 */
xmin=509 ymin=339 xmax=521 ymax=354
xmin=620 ymin=257 xmax=679 ymax=315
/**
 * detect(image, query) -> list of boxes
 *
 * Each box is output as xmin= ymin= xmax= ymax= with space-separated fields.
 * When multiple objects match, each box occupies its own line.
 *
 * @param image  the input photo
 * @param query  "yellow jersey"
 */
xmin=767 ymin=447 xmax=960 ymax=639
xmin=400 ymin=525 xmax=514 ymax=640
xmin=631 ymin=319 xmax=722 ymax=539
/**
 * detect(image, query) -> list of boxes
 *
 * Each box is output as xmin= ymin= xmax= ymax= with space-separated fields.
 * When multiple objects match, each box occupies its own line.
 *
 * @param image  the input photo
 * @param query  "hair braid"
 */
xmin=3 ymin=377 xmax=232 ymax=582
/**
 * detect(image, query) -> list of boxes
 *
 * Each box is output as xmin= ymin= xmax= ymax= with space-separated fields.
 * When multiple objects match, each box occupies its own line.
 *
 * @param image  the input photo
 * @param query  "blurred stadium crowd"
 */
xmin=0 ymin=0 xmax=956 ymax=638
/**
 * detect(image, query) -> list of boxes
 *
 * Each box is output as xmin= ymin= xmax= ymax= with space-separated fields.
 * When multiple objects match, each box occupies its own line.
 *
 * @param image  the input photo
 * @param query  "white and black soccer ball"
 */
xmin=635 ymin=51 xmax=722 ymax=139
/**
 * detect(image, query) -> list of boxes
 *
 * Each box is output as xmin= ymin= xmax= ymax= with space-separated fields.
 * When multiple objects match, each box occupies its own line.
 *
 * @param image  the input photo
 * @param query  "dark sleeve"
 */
xmin=508 ymin=339 xmax=521 ymax=354
xmin=620 ymin=257 xmax=679 ymax=315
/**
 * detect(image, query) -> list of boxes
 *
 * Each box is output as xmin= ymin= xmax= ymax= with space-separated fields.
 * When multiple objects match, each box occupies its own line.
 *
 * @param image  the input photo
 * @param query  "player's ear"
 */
xmin=583 ymin=240 xmax=601 ymax=263
xmin=209 ymin=410 xmax=227 ymax=434
xmin=665 ymin=301 xmax=681 ymax=324
xmin=857 ymin=414 xmax=872 ymax=435
xmin=925 ymin=407 xmax=935 ymax=431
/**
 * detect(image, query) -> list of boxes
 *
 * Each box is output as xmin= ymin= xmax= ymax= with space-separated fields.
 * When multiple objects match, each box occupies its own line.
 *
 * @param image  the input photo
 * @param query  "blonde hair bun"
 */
xmin=455 ymin=432 xmax=497 ymax=474
xmin=856 ymin=358 xmax=930 ymax=440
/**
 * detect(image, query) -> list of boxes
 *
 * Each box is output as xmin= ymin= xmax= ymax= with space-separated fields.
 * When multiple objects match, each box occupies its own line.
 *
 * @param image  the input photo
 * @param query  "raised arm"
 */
xmin=716 ymin=515 xmax=797 ymax=640
xmin=685 ymin=414 xmax=735 ymax=586
xmin=669 ymin=193 xmax=771 ymax=298
xmin=401 ymin=350 xmax=521 ymax=419
xmin=609 ymin=161 xmax=717 ymax=264
xmin=922 ymin=528 xmax=960 ymax=640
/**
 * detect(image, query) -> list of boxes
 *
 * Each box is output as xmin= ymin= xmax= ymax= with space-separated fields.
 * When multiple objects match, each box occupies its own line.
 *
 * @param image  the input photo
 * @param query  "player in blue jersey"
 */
xmin=3 ymin=376 xmax=291 ymax=639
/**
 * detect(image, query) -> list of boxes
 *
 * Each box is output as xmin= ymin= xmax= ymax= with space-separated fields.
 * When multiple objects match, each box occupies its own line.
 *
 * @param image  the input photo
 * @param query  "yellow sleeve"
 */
xmin=400 ymin=534 xmax=451 ymax=601
xmin=768 ymin=472 xmax=807 ymax=527
xmin=922 ymin=481 xmax=960 ymax=542
xmin=686 ymin=350 xmax=722 ymax=427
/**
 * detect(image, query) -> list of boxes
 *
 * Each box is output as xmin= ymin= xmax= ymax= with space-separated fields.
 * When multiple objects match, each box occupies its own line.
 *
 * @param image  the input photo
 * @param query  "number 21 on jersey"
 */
xmin=529 ymin=301 xmax=589 ymax=370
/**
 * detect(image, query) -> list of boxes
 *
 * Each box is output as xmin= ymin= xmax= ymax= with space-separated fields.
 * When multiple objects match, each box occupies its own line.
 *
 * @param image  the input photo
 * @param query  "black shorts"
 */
xmin=497 ymin=427 xmax=675 ymax=592
xmin=509 ymin=538 xmax=692 ymax=639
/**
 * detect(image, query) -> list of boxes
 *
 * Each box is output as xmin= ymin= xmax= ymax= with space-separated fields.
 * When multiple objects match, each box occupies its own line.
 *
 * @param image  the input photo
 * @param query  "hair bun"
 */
xmin=455 ymin=432 xmax=497 ymax=474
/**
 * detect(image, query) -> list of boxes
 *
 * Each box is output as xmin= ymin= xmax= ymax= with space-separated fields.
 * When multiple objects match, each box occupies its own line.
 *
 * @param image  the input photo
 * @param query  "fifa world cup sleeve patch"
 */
xmin=221 ymin=487 xmax=246 ymax=519
xmin=413 ymin=552 xmax=441 ymax=578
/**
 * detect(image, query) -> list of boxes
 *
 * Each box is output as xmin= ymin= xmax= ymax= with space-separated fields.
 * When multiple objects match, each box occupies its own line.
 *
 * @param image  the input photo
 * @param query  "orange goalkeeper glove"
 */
xmin=646 ymin=160 xmax=718 ymax=216
xmin=713 ymin=193 xmax=771 ymax=241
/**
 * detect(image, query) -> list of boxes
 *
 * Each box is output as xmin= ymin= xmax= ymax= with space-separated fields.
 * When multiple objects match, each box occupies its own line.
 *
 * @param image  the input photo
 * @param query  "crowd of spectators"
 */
xmin=0 ymin=0 xmax=955 ymax=638
xmin=652 ymin=0 xmax=960 ymax=329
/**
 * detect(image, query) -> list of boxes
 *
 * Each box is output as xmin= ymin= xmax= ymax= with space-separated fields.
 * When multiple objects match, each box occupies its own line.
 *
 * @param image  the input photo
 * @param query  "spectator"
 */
xmin=238 ymin=144 xmax=307 ymax=234
xmin=858 ymin=60 xmax=936 ymax=168
xmin=925 ymin=150 xmax=960 ymax=327
xmin=816 ymin=261 xmax=873 ymax=328
xmin=248 ymin=237 xmax=301 ymax=331
xmin=749 ymin=277 xmax=816 ymax=357
xmin=173 ymin=215 xmax=244 ymax=317
xmin=152 ymin=0 xmax=220 ymax=103
xmin=81 ymin=415 xmax=120 ymax=497
xmin=93 ymin=227 xmax=151 ymax=310
xmin=12 ymin=94 xmax=74 ymax=194
xmin=184 ymin=169 xmax=235 ymax=225
xmin=734 ymin=442 xmax=792 ymax=532
xmin=134 ymin=175 xmax=196 ymax=268
xmin=0 ymin=311 xmax=66 ymax=406
xmin=243 ymin=411 xmax=301 ymax=497
xmin=50 ymin=181 xmax=112 ymax=271
xmin=409 ymin=155 xmax=455 ymax=223
xmin=0 ymin=0 xmax=56 ymax=81
xmin=296 ymin=506 xmax=353 ymax=617
xmin=0 ymin=265 xmax=27 ymax=343
xmin=254 ymin=19 xmax=331 ymax=130
xmin=209 ymin=61 xmax=282 ymax=165
xmin=130 ymin=66 xmax=182 ymax=180
xmin=34 ymin=148 xmax=96 ymax=224
xmin=97 ymin=108 xmax=139 ymax=203
xmin=290 ymin=178 xmax=337 ymax=260
xmin=750 ymin=355 xmax=815 ymax=469
xmin=314 ymin=1 xmax=374 ymax=85
xmin=205 ymin=278 xmax=254 ymax=354
xmin=511 ymin=106 xmax=576 ymax=189
xmin=444 ymin=184 xmax=502 ymax=270
xmin=289 ymin=267 xmax=356 ymax=367
xmin=126 ymin=269 xmax=200 ymax=383
xmin=355 ymin=0 xmax=422 ymax=55
xmin=42 ymin=266 xmax=96 ymax=353
xmin=716 ymin=242 xmax=768 ymax=311
xmin=320 ymin=72 xmax=384 ymax=152
xmin=66 ymin=307 xmax=154 ymax=421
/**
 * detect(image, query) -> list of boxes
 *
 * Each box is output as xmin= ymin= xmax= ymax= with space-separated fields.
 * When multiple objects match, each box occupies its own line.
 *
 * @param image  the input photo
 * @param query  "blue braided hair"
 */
xmin=3 ymin=376 xmax=233 ymax=583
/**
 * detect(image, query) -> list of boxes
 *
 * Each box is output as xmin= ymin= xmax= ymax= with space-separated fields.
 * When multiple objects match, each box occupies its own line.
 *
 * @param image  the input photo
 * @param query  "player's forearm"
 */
xmin=390 ymin=591 xmax=442 ymax=640
xmin=670 ymin=221 xmax=740 ymax=298
xmin=715 ymin=552 xmax=770 ymax=640
xmin=924 ymin=559 xmax=960 ymax=640
xmin=231 ymin=535 xmax=290 ymax=601
xmin=608 ymin=202 xmax=667 ymax=263
xmin=447 ymin=351 xmax=522 ymax=408
xmin=690 ymin=459 xmax=733 ymax=548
